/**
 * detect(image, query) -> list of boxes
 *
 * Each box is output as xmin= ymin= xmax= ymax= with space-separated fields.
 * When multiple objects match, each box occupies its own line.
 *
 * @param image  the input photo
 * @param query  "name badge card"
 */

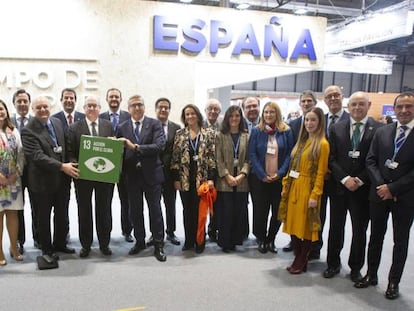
xmin=385 ymin=159 xmax=399 ymax=169
xmin=348 ymin=151 xmax=360 ymax=158
xmin=289 ymin=170 xmax=299 ymax=179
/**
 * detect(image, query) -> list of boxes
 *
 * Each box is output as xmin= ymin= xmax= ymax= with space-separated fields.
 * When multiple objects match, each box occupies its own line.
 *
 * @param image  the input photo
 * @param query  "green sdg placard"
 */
xmin=78 ymin=135 xmax=124 ymax=184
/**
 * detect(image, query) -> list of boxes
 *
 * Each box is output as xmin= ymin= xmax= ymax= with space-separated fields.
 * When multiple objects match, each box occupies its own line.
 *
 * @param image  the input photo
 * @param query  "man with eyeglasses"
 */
xmin=21 ymin=96 xmax=79 ymax=263
xmin=117 ymin=95 xmax=167 ymax=262
xmin=203 ymin=98 xmax=222 ymax=130
xmin=309 ymin=85 xmax=349 ymax=261
xmin=153 ymin=97 xmax=181 ymax=246
xmin=100 ymin=88 xmax=133 ymax=243
xmin=67 ymin=96 xmax=114 ymax=258
xmin=355 ymin=92 xmax=414 ymax=300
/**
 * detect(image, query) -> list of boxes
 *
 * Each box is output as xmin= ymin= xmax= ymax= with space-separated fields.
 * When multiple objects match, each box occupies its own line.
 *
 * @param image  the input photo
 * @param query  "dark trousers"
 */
xmin=127 ymin=175 xmax=164 ymax=245
xmin=179 ymin=190 xmax=200 ymax=247
xmin=311 ymin=183 xmax=330 ymax=254
xmin=18 ymin=172 xmax=34 ymax=246
xmin=251 ymin=175 xmax=282 ymax=243
xmin=109 ymin=175 xmax=131 ymax=236
xmin=327 ymin=189 xmax=370 ymax=270
xmin=162 ymin=177 xmax=177 ymax=235
xmin=30 ymin=190 xmax=67 ymax=254
xmin=217 ymin=191 xmax=248 ymax=249
xmin=367 ymin=200 xmax=414 ymax=284
xmin=75 ymin=179 xmax=112 ymax=249
xmin=61 ymin=175 xmax=72 ymax=240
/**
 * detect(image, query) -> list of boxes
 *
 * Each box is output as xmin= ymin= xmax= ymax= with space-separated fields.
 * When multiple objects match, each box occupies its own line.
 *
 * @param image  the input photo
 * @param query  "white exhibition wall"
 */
xmin=0 ymin=0 xmax=326 ymax=122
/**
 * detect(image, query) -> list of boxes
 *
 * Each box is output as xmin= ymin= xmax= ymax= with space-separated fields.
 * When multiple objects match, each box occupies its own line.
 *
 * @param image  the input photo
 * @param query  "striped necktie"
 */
xmin=395 ymin=125 xmax=408 ymax=149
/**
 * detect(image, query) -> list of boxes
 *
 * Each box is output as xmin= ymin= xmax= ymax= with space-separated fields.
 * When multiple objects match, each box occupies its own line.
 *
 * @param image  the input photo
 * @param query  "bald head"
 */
xmin=348 ymin=91 xmax=371 ymax=121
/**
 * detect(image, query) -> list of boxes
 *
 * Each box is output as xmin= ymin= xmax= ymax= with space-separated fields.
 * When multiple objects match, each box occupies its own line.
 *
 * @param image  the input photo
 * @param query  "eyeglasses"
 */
xmin=85 ymin=104 xmax=99 ymax=109
xmin=207 ymin=107 xmax=221 ymax=112
xmin=325 ymin=93 xmax=342 ymax=100
xmin=129 ymin=103 xmax=144 ymax=108
xmin=157 ymin=105 xmax=170 ymax=111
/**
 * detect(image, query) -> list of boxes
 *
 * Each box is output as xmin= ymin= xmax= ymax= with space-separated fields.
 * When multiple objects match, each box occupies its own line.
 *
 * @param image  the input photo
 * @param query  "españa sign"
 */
xmin=78 ymin=135 xmax=124 ymax=184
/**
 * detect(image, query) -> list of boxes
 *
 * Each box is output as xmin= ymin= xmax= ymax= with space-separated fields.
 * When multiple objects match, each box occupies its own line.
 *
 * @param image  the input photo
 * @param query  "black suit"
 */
xmin=327 ymin=117 xmax=382 ymax=271
xmin=100 ymin=110 xmax=132 ymax=236
xmin=366 ymin=122 xmax=414 ymax=284
xmin=311 ymin=111 xmax=350 ymax=255
xmin=289 ymin=116 xmax=302 ymax=141
xmin=160 ymin=120 xmax=181 ymax=235
xmin=66 ymin=118 xmax=114 ymax=250
xmin=117 ymin=116 xmax=165 ymax=246
xmin=52 ymin=110 xmax=85 ymax=241
xmin=11 ymin=114 xmax=33 ymax=247
xmin=21 ymin=117 xmax=69 ymax=254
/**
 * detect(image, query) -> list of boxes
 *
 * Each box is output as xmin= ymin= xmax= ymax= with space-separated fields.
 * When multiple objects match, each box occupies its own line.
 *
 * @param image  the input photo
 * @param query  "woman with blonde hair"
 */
xmin=279 ymin=107 xmax=329 ymax=274
xmin=0 ymin=99 xmax=24 ymax=265
xmin=249 ymin=101 xmax=294 ymax=253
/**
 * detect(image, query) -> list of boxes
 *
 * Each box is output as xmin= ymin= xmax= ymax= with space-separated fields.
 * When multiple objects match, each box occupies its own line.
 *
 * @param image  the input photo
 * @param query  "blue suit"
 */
xmin=117 ymin=116 xmax=166 ymax=245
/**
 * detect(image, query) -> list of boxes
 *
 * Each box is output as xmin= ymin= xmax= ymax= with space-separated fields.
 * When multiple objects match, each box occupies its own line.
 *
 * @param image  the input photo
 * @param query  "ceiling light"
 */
xmin=294 ymin=8 xmax=308 ymax=15
xmin=236 ymin=3 xmax=250 ymax=10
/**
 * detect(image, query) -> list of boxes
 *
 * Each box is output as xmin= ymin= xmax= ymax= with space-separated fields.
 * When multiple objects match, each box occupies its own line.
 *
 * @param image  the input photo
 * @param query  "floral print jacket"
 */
xmin=170 ymin=127 xmax=216 ymax=191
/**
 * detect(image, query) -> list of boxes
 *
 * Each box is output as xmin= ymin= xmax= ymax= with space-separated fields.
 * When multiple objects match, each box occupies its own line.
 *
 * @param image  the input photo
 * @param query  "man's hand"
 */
xmin=376 ymin=184 xmax=393 ymax=200
xmin=61 ymin=162 xmax=79 ymax=179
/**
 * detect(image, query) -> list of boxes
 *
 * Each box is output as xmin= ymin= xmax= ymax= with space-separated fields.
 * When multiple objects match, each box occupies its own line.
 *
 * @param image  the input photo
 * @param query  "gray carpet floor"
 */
xmin=0 ymin=189 xmax=413 ymax=311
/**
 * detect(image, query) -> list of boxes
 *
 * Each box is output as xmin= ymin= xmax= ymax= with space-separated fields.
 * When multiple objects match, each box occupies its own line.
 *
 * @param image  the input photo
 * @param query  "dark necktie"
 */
xmin=352 ymin=122 xmax=362 ymax=149
xmin=46 ymin=123 xmax=58 ymax=146
xmin=112 ymin=113 xmax=119 ymax=130
xmin=328 ymin=115 xmax=338 ymax=137
xmin=68 ymin=114 xmax=73 ymax=125
xmin=134 ymin=121 xmax=140 ymax=143
xmin=395 ymin=125 xmax=408 ymax=149
xmin=91 ymin=122 xmax=98 ymax=136
xmin=19 ymin=117 xmax=25 ymax=133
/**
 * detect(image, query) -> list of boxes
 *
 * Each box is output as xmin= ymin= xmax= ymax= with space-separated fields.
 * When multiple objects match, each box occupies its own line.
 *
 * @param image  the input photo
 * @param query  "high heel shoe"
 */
xmin=0 ymin=252 xmax=6 ymax=266
xmin=10 ymin=249 xmax=23 ymax=261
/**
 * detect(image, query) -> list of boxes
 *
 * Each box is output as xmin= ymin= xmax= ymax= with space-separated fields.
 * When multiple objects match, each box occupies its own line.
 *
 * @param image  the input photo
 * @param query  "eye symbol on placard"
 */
xmin=84 ymin=157 xmax=115 ymax=173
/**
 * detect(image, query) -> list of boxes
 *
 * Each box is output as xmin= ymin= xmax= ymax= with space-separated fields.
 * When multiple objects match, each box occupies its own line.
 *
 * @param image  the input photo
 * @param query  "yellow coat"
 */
xmin=282 ymin=138 xmax=329 ymax=241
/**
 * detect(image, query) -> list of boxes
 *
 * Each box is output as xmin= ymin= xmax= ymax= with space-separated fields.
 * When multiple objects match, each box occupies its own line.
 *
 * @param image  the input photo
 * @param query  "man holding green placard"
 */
xmin=66 ymin=95 xmax=114 ymax=258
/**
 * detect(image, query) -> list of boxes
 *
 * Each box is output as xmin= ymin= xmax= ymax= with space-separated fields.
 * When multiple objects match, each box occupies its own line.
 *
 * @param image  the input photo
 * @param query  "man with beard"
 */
xmin=100 ymin=88 xmax=132 ymax=242
xmin=52 ymin=88 xmax=85 ymax=246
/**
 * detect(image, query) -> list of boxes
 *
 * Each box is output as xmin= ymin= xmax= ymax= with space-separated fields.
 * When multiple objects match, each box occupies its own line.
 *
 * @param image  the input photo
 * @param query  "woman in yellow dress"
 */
xmin=279 ymin=107 xmax=329 ymax=274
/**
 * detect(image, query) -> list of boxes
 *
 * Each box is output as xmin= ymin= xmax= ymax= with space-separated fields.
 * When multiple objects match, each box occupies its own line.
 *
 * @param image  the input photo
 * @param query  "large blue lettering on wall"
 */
xmin=153 ymin=15 xmax=318 ymax=61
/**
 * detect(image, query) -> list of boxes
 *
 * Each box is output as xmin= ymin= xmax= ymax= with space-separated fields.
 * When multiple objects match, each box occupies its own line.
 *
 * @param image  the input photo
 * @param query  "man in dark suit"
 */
xmin=21 ymin=96 xmax=79 ymax=261
xmin=282 ymin=90 xmax=317 ymax=252
xmin=355 ymin=92 xmax=414 ymax=300
xmin=10 ymin=89 xmax=33 ymax=253
xmin=155 ymin=97 xmax=181 ymax=245
xmin=52 ymin=88 xmax=85 ymax=245
xmin=117 ymin=95 xmax=167 ymax=262
xmin=307 ymin=85 xmax=350 ymax=260
xmin=67 ymin=95 xmax=114 ymax=258
xmin=100 ymin=88 xmax=132 ymax=243
xmin=323 ymin=91 xmax=382 ymax=281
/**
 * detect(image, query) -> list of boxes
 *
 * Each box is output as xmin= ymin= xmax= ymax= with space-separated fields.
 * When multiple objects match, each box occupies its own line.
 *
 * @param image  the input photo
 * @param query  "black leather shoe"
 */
xmin=43 ymin=252 xmax=60 ymax=261
xmin=18 ymin=243 xmax=24 ymax=255
xmin=385 ymin=282 xmax=399 ymax=300
xmin=258 ymin=241 xmax=267 ymax=254
xmin=354 ymin=274 xmax=378 ymax=288
xmin=195 ymin=243 xmax=205 ymax=254
xmin=182 ymin=244 xmax=194 ymax=251
xmin=350 ymin=270 xmax=362 ymax=282
xmin=54 ymin=246 xmax=76 ymax=254
xmin=129 ymin=243 xmax=146 ymax=255
xmin=267 ymin=242 xmax=278 ymax=254
xmin=100 ymin=246 xmax=112 ymax=256
xmin=308 ymin=251 xmax=320 ymax=260
xmin=282 ymin=242 xmax=293 ymax=252
xmin=323 ymin=267 xmax=340 ymax=278
xmin=124 ymin=234 xmax=134 ymax=243
xmin=167 ymin=234 xmax=181 ymax=245
xmin=154 ymin=246 xmax=167 ymax=262
xmin=146 ymin=236 xmax=154 ymax=247
xmin=79 ymin=248 xmax=90 ymax=258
